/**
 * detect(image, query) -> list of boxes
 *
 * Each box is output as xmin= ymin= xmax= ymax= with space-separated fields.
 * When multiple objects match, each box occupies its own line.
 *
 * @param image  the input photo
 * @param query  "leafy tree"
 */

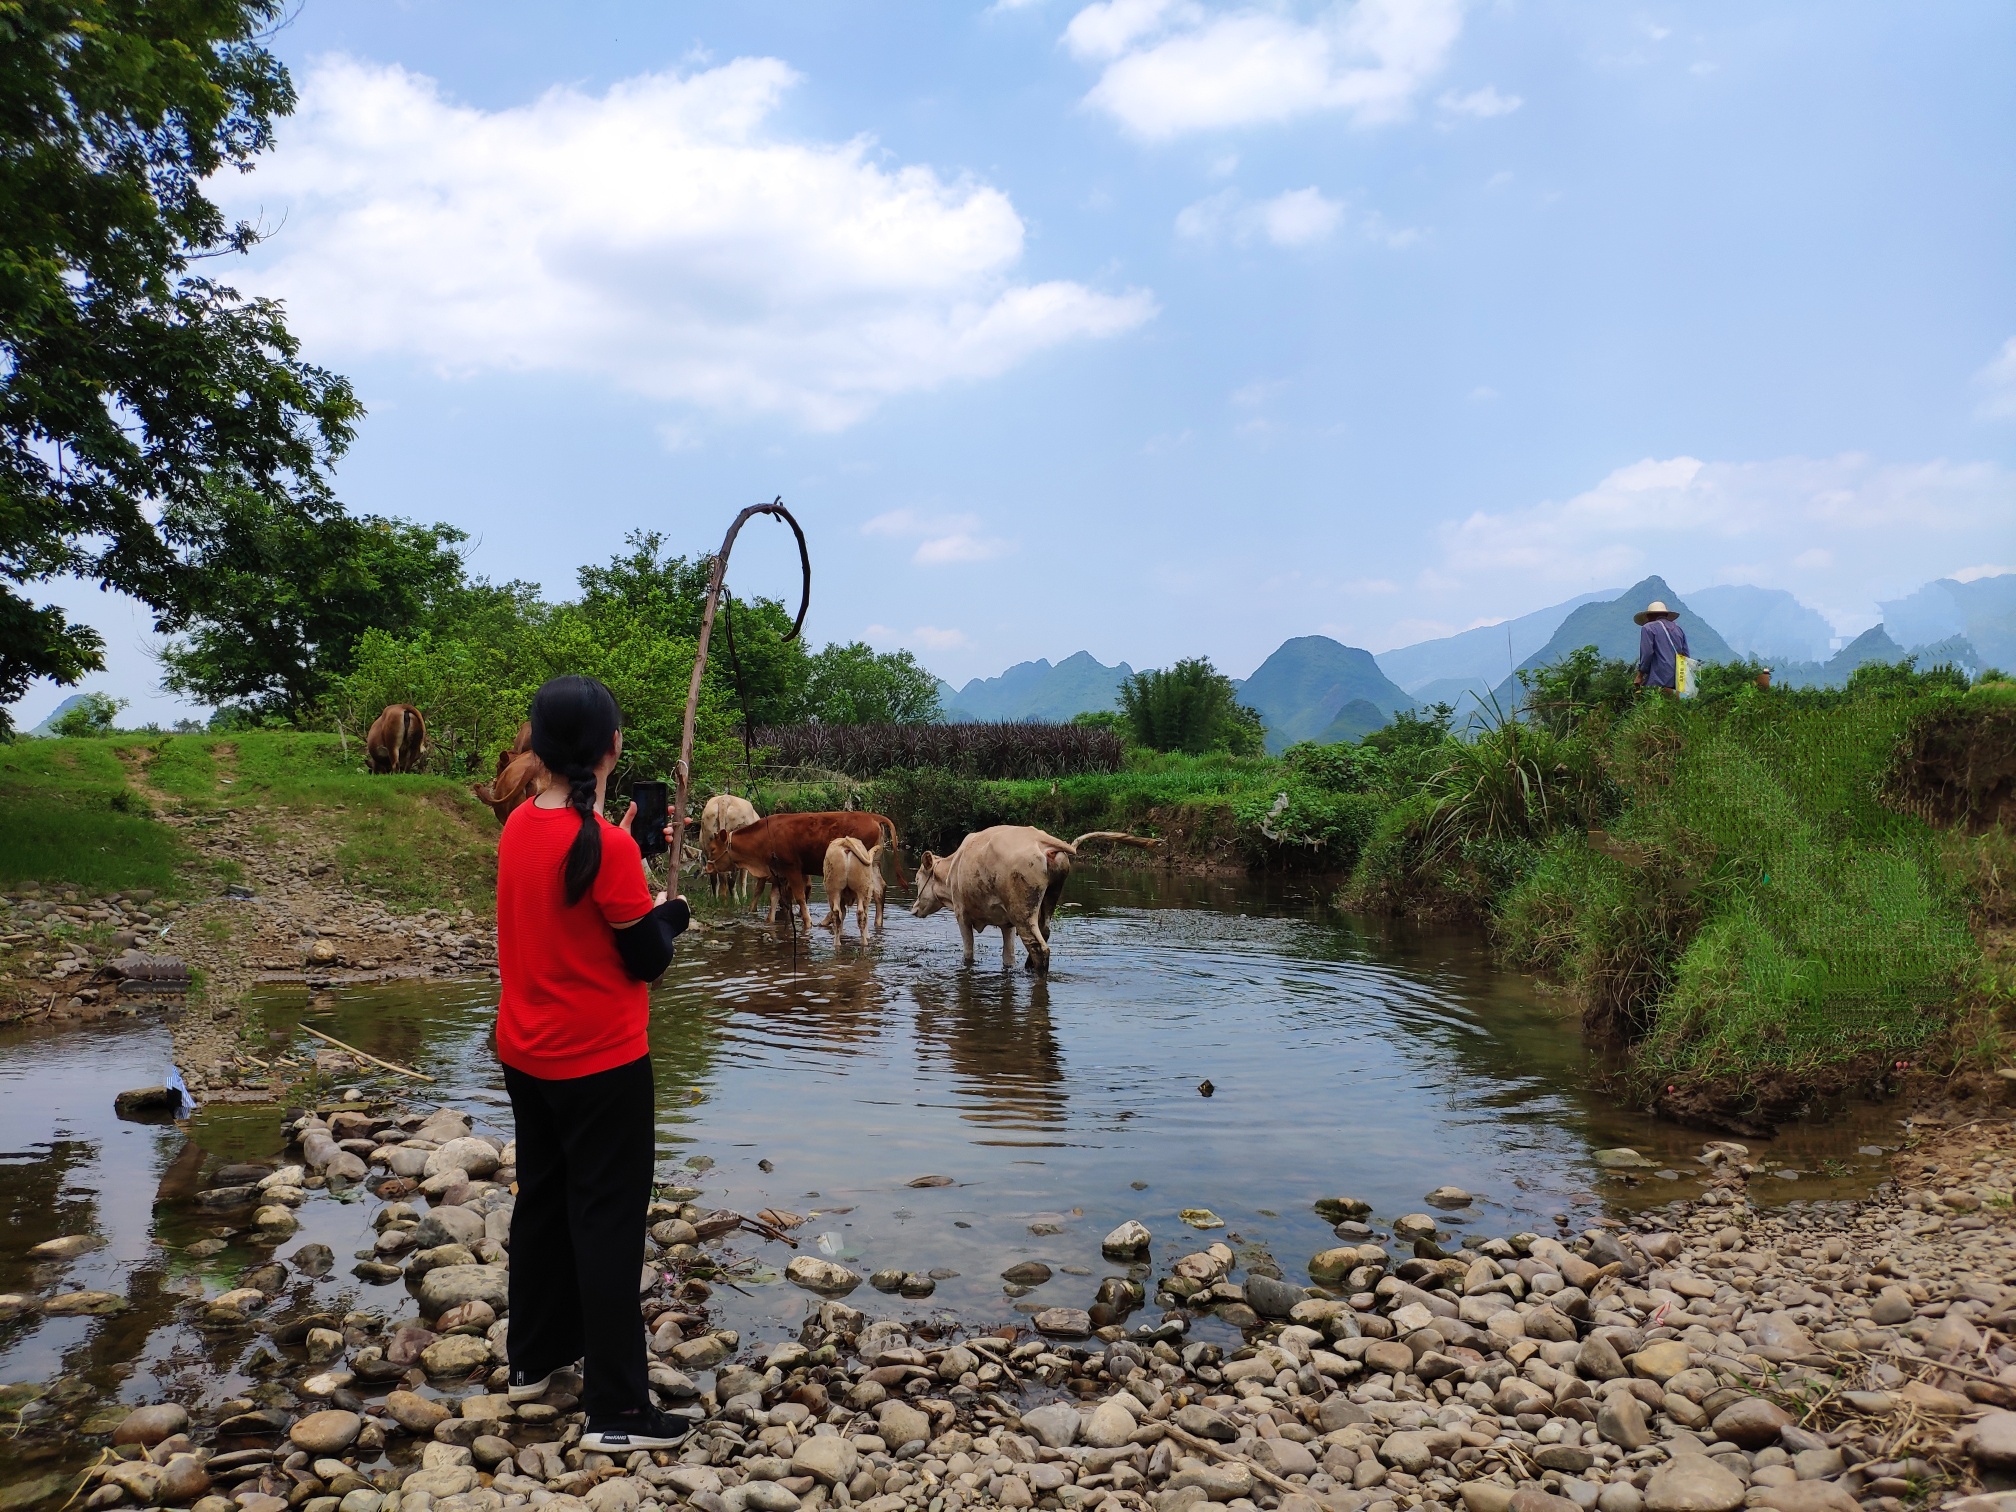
xmin=50 ymin=691 xmax=126 ymax=737
xmin=333 ymin=603 xmax=738 ymax=788
xmin=156 ymin=483 xmax=472 ymax=716
xmin=804 ymin=642 xmax=942 ymax=725
xmin=1118 ymin=657 xmax=1262 ymax=754
xmin=576 ymin=530 xmax=809 ymax=726
xmin=1 ymin=1 xmax=361 ymax=735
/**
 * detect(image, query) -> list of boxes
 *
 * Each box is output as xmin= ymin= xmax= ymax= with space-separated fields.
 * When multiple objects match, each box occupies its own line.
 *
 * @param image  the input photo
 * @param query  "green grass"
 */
xmin=0 ymin=730 xmax=500 ymax=915
xmin=0 ymin=739 xmax=190 ymax=895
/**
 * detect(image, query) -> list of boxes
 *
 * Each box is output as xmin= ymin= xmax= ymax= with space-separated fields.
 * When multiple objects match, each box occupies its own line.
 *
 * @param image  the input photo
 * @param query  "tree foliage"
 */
xmin=0 ymin=0 xmax=361 ymax=733
xmin=804 ymin=641 xmax=941 ymax=725
xmin=157 ymin=482 xmax=472 ymax=716
xmin=1119 ymin=658 xmax=1263 ymax=755
xmin=577 ymin=530 xmax=809 ymax=727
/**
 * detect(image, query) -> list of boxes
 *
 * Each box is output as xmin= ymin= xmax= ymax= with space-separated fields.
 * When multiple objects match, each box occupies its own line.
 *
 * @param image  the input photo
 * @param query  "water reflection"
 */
xmin=911 ymin=974 xmax=1066 ymax=1142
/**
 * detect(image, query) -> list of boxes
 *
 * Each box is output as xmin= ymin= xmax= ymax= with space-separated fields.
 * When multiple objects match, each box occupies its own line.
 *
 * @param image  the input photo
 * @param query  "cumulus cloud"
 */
xmin=222 ymin=56 xmax=1154 ymax=430
xmin=1977 ymin=337 xmax=2016 ymax=421
xmin=1433 ymin=453 xmax=2016 ymax=630
xmin=1438 ymin=85 xmax=1521 ymax=118
xmin=1176 ymin=186 xmax=1347 ymax=246
xmin=1067 ymin=0 xmax=1464 ymax=141
xmin=862 ymin=509 xmax=1016 ymax=565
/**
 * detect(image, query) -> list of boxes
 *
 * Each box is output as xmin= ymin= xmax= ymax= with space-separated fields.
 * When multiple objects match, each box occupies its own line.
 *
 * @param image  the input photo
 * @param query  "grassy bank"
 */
xmin=1341 ymin=671 xmax=2014 ymax=1126
xmin=0 ymin=731 xmax=500 ymax=915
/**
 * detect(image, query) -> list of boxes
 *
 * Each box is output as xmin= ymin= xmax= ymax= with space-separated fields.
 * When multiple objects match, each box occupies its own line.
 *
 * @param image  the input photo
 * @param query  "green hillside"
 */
xmin=1236 ymin=636 xmax=1413 ymax=752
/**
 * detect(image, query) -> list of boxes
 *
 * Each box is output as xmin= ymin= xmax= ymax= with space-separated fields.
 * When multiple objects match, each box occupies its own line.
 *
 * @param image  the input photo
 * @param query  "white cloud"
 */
xmin=1069 ymin=0 xmax=1464 ymax=141
xmin=1433 ymin=453 xmax=2016 ymax=631
xmin=1258 ymin=187 xmax=1345 ymax=245
xmin=861 ymin=508 xmax=1016 ymax=565
xmin=224 ymin=56 xmax=1154 ymax=431
xmin=1976 ymin=337 xmax=2016 ymax=421
xmin=1438 ymin=85 xmax=1521 ymax=118
xmin=1176 ymin=186 xmax=1348 ymax=247
xmin=1953 ymin=563 xmax=2015 ymax=583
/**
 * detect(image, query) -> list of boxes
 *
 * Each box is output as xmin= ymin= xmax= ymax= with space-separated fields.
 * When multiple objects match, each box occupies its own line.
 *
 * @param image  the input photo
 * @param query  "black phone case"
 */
xmin=631 ymin=780 xmax=669 ymax=858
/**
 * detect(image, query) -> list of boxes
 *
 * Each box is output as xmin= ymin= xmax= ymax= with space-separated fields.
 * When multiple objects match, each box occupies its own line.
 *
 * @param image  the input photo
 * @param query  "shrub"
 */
xmin=1232 ymin=784 xmax=1384 ymax=871
xmin=49 ymin=692 xmax=127 ymax=738
xmin=867 ymin=767 xmax=1006 ymax=855
xmin=1517 ymin=647 xmax=1637 ymax=735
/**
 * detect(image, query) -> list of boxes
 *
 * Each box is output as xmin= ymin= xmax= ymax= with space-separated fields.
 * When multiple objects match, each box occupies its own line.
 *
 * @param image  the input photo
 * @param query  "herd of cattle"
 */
xmin=358 ymin=702 xmax=1157 ymax=972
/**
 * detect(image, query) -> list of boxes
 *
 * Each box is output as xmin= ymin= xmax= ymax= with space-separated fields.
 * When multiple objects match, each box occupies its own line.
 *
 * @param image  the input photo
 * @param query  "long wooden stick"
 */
xmin=298 ymin=1023 xmax=436 ymax=1083
xmin=670 ymin=500 xmax=810 ymax=884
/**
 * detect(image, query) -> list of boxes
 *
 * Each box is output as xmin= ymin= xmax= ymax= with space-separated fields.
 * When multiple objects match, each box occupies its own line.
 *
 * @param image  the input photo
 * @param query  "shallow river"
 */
xmin=0 ymin=869 xmax=1904 ymax=1500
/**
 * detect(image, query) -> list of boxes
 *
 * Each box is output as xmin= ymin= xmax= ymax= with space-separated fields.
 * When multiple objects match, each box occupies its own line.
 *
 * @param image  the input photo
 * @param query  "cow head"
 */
xmin=702 ymin=827 xmax=733 ymax=876
xmin=910 ymin=852 xmax=950 ymax=917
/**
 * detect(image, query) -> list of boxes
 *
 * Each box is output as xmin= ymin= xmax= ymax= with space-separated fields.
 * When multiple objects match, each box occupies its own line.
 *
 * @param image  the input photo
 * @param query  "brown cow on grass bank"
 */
xmin=365 ymin=704 xmax=427 ymax=774
xmin=706 ymin=811 xmax=905 ymax=935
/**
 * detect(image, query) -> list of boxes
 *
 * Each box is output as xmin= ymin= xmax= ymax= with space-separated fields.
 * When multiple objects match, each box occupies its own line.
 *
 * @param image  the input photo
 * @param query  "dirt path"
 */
xmin=0 ymin=748 xmax=498 ymax=1101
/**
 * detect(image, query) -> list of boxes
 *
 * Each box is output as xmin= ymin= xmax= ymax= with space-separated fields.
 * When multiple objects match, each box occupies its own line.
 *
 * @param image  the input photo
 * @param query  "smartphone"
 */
xmin=630 ymin=780 xmax=669 ymax=859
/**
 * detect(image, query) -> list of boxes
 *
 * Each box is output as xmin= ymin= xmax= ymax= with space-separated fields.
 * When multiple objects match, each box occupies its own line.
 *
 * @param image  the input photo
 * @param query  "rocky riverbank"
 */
xmin=20 ymin=1085 xmax=2016 ymax=1512
xmin=0 ymin=794 xmax=498 ymax=1090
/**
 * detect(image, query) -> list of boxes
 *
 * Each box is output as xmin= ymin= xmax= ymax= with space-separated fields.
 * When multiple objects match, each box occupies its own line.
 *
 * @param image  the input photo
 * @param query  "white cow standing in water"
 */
xmin=911 ymin=826 xmax=1158 ymax=973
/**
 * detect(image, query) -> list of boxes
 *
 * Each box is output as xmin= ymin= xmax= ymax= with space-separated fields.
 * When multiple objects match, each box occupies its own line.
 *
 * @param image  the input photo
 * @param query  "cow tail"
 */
xmin=869 ymin=813 xmax=909 ymax=887
xmin=1069 ymin=831 xmax=1163 ymax=852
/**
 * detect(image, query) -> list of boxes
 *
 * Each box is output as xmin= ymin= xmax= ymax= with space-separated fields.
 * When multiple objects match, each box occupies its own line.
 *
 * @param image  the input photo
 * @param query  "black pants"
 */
xmin=502 ymin=1052 xmax=654 ymax=1419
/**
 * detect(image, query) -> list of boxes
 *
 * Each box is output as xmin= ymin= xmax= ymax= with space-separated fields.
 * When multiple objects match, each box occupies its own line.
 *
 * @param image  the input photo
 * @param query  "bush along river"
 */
xmin=2 ymin=869 xmax=2013 ymax=1512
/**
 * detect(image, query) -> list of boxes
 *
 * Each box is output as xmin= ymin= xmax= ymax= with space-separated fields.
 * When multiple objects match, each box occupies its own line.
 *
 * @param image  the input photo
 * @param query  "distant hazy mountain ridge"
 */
xmin=924 ymin=569 xmax=2008 ymax=748
xmin=1374 ymin=590 xmax=1613 ymax=693
xmin=940 ymin=650 xmax=1133 ymax=723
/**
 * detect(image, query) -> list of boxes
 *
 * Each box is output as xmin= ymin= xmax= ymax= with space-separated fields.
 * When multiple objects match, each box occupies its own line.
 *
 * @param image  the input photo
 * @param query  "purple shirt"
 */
xmin=1637 ymin=619 xmax=1689 ymax=688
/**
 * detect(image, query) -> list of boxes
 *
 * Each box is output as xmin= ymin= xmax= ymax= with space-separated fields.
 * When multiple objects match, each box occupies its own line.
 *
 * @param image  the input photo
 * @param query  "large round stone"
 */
xmin=414 ymin=1205 xmax=485 ymax=1250
xmin=111 ymin=1402 xmax=189 ymax=1446
xmin=417 ymin=1263 xmax=509 ymax=1316
xmin=1711 ymin=1397 xmax=1792 ymax=1449
xmin=1645 ymin=1454 xmax=1745 ymax=1512
xmin=1101 ymin=1221 xmax=1151 ymax=1257
xmin=420 ymin=1333 xmax=492 ymax=1375
xmin=289 ymin=1408 xmax=362 ymax=1455
xmin=783 ymin=1257 xmax=859 ymax=1295
xmin=791 ymin=1434 xmax=859 ymax=1485
xmin=1971 ymin=1410 xmax=2016 ymax=1470
xmin=383 ymin=1390 xmax=451 ymax=1434
xmin=423 ymin=1137 xmax=501 ymax=1181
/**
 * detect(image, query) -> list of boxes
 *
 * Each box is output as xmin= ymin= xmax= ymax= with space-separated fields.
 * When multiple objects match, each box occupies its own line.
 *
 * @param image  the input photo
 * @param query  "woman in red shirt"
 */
xmin=497 ymin=676 xmax=691 ymax=1451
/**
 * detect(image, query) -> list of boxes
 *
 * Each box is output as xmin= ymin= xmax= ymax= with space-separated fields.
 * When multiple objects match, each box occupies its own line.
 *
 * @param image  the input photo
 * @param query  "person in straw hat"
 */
xmin=1633 ymin=599 xmax=1689 ymax=692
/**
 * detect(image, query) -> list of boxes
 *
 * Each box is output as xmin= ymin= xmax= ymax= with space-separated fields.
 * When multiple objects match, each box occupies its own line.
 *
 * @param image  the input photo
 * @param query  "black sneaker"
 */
xmin=580 ymin=1407 xmax=699 ymax=1452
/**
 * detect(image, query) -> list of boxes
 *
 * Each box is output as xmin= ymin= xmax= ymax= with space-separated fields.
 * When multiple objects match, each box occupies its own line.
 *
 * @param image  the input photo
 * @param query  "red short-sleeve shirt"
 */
xmin=496 ymin=801 xmax=654 ymax=1080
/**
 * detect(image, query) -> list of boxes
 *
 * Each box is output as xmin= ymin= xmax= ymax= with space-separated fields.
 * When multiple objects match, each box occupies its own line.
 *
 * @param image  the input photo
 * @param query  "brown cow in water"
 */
xmin=472 ymin=723 xmax=538 ymax=824
xmin=364 ymin=704 xmax=427 ymax=774
xmin=706 ymin=811 xmax=905 ymax=935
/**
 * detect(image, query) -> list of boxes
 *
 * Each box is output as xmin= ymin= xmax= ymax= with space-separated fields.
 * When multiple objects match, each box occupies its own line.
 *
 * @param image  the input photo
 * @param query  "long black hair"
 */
xmin=528 ymin=675 xmax=623 ymax=905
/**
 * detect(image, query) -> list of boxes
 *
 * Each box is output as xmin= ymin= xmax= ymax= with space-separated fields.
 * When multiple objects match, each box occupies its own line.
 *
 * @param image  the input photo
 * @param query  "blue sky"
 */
xmin=15 ymin=0 xmax=2016 ymax=726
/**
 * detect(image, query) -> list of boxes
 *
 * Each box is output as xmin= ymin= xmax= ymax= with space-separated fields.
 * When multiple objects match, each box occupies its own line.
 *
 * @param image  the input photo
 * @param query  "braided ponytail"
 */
xmin=528 ymin=676 xmax=624 ymax=906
